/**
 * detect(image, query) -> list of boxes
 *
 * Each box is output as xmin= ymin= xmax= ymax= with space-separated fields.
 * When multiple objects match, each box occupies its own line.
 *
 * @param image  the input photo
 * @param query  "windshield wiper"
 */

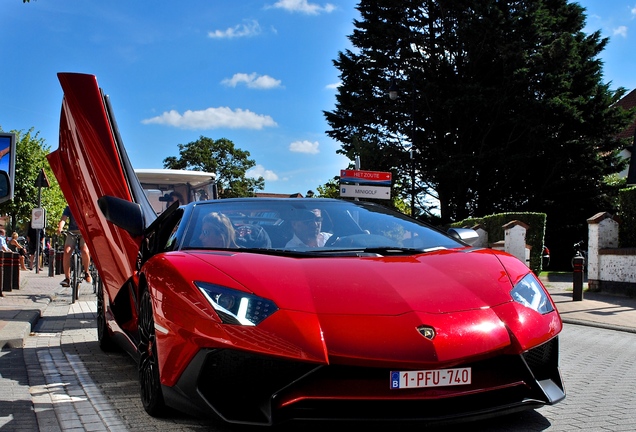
xmin=317 ymin=246 xmax=443 ymax=256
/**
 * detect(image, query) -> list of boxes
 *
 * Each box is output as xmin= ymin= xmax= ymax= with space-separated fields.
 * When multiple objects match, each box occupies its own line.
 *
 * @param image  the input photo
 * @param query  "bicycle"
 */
xmin=88 ymin=258 xmax=100 ymax=294
xmin=62 ymin=231 xmax=86 ymax=303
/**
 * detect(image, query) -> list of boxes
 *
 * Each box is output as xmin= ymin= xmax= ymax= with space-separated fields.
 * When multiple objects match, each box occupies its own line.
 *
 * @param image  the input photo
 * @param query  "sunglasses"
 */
xmin=299 ymin=217 xmax=323 ymax=224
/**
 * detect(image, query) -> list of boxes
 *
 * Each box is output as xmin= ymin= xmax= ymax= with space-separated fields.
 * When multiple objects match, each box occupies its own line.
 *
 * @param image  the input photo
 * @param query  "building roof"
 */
xmin=615 ymin=88 xmax=636 ymax=142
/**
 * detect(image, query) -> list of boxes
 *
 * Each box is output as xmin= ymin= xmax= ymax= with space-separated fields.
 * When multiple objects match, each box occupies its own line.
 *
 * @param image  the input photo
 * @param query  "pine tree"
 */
xmin=325 ymin=0 xmax=633 ymax=232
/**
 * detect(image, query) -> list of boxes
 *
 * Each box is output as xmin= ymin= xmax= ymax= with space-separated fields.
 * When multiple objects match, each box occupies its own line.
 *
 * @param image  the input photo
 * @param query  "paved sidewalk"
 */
xmin=540 ymin=272 xmax=636 ymax=333
xmin=0 ymin=269 xmax=69 ymax=350
xmin=0 ymin=268 xmax=128 ymax=431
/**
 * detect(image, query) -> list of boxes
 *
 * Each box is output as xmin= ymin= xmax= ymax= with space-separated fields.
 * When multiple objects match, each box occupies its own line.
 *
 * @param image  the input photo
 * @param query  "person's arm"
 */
xmin=10 ymin=238 xmax=26 ymax=254
xmin=57 ymin=216 xmax=67 ymax=235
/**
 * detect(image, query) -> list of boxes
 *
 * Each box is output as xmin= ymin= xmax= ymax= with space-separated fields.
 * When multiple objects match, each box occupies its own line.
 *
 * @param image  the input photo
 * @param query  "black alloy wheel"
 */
xmin=138 ymin=289 xmax=166 ymax=416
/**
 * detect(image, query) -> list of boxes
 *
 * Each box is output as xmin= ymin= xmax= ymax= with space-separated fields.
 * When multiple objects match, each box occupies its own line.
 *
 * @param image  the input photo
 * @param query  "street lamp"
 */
xmin=388 ymin=80 xmax=417 ymax=217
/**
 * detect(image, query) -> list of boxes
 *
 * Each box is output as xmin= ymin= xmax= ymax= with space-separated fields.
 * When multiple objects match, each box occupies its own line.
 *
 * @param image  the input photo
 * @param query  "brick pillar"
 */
xmin=587 ymin=212 xmax=619 ymax=291
xmin=503 ymin=220 xmax=530 ymax=267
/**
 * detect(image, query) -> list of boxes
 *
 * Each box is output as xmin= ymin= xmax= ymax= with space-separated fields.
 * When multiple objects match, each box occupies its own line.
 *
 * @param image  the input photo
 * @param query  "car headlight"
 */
xmin=510 ymin=273 xmax=554 ymax=314
xmin=196 ymin=282 xmax=278 ymax=326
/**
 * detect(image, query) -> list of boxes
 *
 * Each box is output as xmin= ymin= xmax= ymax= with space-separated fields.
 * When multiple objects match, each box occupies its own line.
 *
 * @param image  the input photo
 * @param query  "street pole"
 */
xmin=389 ymin=80 xmax=417 ymax=218
xmin=410 ymin=148 xmax=415 ymax=217
xmin=34 ymin=169 xmax=50 ymax=274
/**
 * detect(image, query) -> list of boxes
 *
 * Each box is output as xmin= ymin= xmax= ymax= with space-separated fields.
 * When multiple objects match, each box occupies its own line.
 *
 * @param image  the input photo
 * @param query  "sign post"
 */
xmin=339 ymin=169 xmax=392 ymax=200
xmin=33 ymin=169 xmax=50 ymax=274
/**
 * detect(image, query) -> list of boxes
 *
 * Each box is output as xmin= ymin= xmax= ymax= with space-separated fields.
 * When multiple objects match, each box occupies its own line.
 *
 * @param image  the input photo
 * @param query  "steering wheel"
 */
xmin=325 ymin=233 xmax=340 ymax=247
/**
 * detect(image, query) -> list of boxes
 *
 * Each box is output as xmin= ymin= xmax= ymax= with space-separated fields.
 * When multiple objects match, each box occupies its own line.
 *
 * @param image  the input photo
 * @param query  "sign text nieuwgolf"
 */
xmin=340 ymin=169 xmax=392 ymax=186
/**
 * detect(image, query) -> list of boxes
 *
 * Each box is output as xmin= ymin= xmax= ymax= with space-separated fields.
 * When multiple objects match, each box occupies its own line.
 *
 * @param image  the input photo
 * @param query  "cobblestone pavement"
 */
xmin=0 ymin=271 xmax=128 ymax=431
xmin=2 ymin=269 xmax=636 ymax=431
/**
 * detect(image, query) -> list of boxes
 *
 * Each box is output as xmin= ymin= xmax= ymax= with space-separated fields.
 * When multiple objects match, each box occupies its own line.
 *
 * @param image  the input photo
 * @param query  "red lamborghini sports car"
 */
xmin=47 ymin=73 xmax=565 ymax=426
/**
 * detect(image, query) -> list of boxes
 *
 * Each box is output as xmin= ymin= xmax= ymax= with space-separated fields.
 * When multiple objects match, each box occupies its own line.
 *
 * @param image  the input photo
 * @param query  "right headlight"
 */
xmin=510 ymin=273 xmax=554 ymax=314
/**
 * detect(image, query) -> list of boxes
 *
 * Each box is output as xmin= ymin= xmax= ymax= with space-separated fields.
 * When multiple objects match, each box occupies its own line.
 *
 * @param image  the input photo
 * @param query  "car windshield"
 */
xmin=178 ymin=199 xmax=464 ymax=253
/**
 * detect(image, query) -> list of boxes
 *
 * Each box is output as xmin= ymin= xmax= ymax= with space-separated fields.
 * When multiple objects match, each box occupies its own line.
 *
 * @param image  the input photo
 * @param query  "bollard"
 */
xmin=3 ymin=251 xmax=13 ymax=293
xmin=49 ymin=247 xmax=55 ymax=277
xmin=0 ymin=251 xmax=7 ymax=294
xmin=11 ymin=251 xmax=20 ymax=290
xmin=573 ymin=255 xmax=584 ymax=301
xmin=56 ymin=251 xmax=64 ymax=275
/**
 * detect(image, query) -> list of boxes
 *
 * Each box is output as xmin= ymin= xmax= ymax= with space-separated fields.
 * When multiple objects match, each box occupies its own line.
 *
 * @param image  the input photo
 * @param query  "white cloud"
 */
xmin=208 ymin=20 xmax=261 ymax=38
xmin=270 ymin=0 xmax=335 ymax=15
xmin=141 ymin=107 xmax=277 ymax=130
xmin=325 ymin=81 xmax=341 ymax=90
xmin=613 ymin=25 xmax=628 ymax=38
xmin=247 ymin=165 xmax=279 ymax=181
xmin=222 ymin=73 xmax=282 ymax=89
xmin=289 ymin=140 xmax=319 ymax=154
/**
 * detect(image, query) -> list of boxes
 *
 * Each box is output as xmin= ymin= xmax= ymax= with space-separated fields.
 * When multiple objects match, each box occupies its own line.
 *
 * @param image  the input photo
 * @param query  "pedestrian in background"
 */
xmin=0 ymin=228 xmax=9 ymax=252
xmin=27 ymin=222 xmax=44 ymax=271
xmin=8 ymin=232 xmax=28 ymax=271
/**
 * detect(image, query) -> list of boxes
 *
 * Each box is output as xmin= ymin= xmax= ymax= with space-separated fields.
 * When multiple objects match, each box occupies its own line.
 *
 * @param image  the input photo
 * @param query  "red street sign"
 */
xmin=340 ymin=169 xmax=392 ymax=185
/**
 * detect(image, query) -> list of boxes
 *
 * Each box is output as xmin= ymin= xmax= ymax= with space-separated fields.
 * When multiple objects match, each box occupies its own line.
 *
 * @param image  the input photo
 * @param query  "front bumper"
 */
xmin=161 ymin=337 xmax=564 ymax=426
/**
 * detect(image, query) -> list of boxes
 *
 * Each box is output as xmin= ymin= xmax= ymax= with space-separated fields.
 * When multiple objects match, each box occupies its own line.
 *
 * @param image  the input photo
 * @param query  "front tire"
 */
xmin=70 ymin=253 xmax=79 ymax=303
xmin=138 ymin=289 xmax=166 ymax=416
xmin=96 ymin=278 xmax=116 ymax=351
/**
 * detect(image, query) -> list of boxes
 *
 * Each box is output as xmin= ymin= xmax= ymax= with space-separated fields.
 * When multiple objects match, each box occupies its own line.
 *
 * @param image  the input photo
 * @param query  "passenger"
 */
xmin=285 ymin=209 xmax=332 ymax=248
xmin=169 ymin=191 xmax=185 ymax=205
xmin=199 ymin=212 xmax=236 ymax=248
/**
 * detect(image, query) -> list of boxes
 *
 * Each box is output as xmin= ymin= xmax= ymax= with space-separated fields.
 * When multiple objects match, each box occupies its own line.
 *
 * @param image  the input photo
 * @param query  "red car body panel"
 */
xmin=47 ymin=73 xmax=141 ymax=297
xmin=46 ymin=72 xmax=565 ymax=426
xmin=144 ymin=249 xmax=561 ymax=386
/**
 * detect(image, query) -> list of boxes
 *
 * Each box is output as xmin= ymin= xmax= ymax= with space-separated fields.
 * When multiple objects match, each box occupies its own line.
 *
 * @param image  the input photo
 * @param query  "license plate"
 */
xmin=390 ymin=367 xmax=472 ymax=389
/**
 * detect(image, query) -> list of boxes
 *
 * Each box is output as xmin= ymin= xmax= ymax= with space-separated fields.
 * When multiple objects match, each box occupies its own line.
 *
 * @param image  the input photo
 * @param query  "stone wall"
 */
xmin=587 ymin=212 xmax=636 ymax=296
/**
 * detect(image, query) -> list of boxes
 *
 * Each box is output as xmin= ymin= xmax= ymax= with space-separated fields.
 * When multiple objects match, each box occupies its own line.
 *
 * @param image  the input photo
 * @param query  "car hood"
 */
xmin=192 ymin=247 xmax=514 ymax=315
xmin=183 ymin=247 xmax=552 ymax=364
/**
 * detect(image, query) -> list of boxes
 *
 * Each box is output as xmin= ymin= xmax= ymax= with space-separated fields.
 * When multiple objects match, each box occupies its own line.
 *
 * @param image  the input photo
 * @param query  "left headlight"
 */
xmin=196 ymin=282 xmax=278 ymax=326
xmin=510 ymin=273 xmax=554 ymax=314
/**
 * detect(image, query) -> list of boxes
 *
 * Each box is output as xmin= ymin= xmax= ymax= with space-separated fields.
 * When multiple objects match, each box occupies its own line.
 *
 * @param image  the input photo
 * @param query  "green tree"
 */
xmin=325 ymin=0 xmax=633 ymax=226
xmin=0 ymin=127 xmax=66 ymax=235
xmin=163 ymin=136 xmax=264 ymax=199
xmin=316 ymin=177 xmax=340 ymax=198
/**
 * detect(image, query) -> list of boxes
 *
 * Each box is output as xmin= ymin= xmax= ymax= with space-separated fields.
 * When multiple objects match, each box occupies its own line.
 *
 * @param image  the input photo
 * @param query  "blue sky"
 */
xmin=1 ymin=1 xmax=635 ymax=196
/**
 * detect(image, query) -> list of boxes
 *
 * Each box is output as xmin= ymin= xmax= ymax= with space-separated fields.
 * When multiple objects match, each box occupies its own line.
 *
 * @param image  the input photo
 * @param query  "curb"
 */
xmin=560 ymin=318 xmax=636 ymax=334
xmin=0 ymin=309 xmax=42 ymax=349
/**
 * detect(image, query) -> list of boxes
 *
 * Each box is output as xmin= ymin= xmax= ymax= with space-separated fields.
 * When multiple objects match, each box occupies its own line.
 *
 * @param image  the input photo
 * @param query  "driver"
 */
xmin=285 ymin=209 xmax=332 ymax=248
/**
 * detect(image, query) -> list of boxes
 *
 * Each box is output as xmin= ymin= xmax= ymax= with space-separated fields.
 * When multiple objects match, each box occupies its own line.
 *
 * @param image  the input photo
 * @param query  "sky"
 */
xmin=1 ymin=1 xmax=636 ymax=197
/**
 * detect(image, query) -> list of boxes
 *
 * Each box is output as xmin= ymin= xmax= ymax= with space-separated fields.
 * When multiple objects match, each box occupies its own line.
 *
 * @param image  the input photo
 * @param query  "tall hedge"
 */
xmin=619 ymin=186 xmax=636 ymax=247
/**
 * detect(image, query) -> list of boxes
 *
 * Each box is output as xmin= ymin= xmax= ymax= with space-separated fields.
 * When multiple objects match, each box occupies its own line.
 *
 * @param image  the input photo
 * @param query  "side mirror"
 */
xmin=0 ymin=133 xmax=16 ymax=204
xmin=447 ymin=228 xmax=480 ymax=246
xmin=98 ymin=195 xmax=145 ymax=237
